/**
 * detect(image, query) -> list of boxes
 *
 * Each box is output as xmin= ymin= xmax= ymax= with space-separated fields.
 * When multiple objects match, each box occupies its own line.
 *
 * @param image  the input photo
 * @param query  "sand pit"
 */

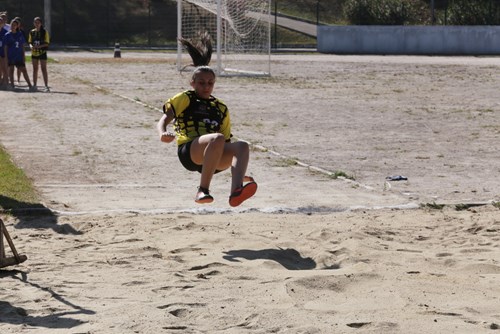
xmin=0 ymin=51 xmax=499 ymax=333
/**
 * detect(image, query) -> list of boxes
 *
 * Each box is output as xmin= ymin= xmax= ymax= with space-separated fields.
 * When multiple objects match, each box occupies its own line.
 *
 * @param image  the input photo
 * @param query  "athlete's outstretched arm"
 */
xmin=157 ymin=108 xmax=175 ymax=143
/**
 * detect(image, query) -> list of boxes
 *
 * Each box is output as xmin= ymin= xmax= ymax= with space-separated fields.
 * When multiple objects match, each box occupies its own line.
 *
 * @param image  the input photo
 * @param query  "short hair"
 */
xmin=191 ymin=66 xmax=216 ymax=82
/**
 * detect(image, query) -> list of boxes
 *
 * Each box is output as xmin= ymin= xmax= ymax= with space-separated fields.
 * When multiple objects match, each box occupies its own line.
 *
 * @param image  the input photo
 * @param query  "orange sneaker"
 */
xmin=229 ymin=178 xmax=257 ymax=207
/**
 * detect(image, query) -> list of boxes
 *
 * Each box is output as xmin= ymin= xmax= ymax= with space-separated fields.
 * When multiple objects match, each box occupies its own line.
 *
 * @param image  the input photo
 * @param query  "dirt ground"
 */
xmin=0 ymin=51 xmax=499 ymax=333
xmin=1 ymin=51 xmax=499 ymax=212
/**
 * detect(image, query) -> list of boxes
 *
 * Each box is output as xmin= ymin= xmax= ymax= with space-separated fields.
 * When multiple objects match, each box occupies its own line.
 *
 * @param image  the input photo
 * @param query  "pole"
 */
xmin=148 ymin=1 xmax=151 ymax=46
xmin=431 ymin=0 xmax=435 ymax=25
xmin=444 ymin=0 xmax=448 ymax=25
xmin=44 ymin=0 xmax=51 ymax=34
xmin=274 ymin=1 xmax=277 ymax=49
xmin=216 ymin=0 xmax=222 ymax=74
xmin=267 ymin=0 xmax=271 ymax=74
xmin=107 ymin=0 xmax=111 ymax=46
xmin=177 ymin=0 xmax=182 ymax=71
xmin=63 ymin=0 xmax=66 ymax=46
xmin=316 ymin=1 xmax=320 ymax=26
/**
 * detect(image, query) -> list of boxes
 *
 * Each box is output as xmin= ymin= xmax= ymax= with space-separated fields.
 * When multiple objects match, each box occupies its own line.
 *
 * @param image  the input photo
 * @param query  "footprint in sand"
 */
xmin=286 ymin=273 xmax=379 ymax=304
xmin=462 ymin=263 xmax=500 ymax=274
xmin=157 ymin=302 xmax=206 ymax=318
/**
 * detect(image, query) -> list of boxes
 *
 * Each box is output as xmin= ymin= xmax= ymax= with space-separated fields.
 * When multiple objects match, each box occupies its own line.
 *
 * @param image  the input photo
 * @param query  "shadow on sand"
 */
xmin=223 ymin=247 xmax=316 ymax=270
xmin=0 ymin=269 xmax=95 ymax=328
xmin=0 ymin=195 xmax=81 ymax=235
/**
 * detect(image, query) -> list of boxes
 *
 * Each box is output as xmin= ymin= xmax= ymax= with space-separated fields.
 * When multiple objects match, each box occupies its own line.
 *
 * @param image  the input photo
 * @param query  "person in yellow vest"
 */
xmin=157 ymin=66 xmax=257 ymax=206
xmin=28 ymin=17 xmax=50 ymax=91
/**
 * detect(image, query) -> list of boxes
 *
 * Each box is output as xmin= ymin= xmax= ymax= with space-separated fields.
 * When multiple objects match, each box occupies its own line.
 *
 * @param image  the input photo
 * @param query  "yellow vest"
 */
xmin=164 ymin=90 xmax=231 ymax=146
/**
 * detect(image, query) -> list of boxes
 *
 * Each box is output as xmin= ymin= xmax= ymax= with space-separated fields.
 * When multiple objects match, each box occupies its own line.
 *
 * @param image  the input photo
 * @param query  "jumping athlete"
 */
xmin=157 ymin=66 xmax=257 ymax=206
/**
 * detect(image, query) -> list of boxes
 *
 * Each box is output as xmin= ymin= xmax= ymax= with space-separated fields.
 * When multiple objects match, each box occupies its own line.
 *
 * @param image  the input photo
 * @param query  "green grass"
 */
xmin=24 ymin=55 xmax=57 ymax=63
xmin=454 ymin=203 xmax=487 ymax=211
xmin=275 ymin=0 xmax=349 ymax=25
xmin=272 ymin=26 xmax=316 ymax=46
xmin=421 ymin=202 xmax=446 ymax=210
xmin=0 ymin=145 xmax=40 ymax=210
xmin=329 ymin=170 xmax=355 ymax=180
xmin=275 ymin=157 xmax=299 ymax=167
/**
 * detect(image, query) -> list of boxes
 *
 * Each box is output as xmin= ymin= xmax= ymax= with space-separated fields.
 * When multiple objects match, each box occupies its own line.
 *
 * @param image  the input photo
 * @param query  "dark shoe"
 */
xmin=229 ymin=178 xmax=257 ymax=207
xmin=195 ymin=187 xmax=213 ymax=204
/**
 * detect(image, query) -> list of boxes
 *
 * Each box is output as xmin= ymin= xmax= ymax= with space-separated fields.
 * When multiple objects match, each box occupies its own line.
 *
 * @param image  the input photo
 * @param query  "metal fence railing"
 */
xmin=1 ymin=0 xmax=178 ymax=48
xmin=1 ymin=0 xmax=499 ymax=48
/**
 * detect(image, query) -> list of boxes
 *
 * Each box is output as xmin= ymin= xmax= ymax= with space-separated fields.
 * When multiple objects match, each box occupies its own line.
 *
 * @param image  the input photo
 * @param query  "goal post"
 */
xmin=177 ymin=0 xmax=271 ymax=76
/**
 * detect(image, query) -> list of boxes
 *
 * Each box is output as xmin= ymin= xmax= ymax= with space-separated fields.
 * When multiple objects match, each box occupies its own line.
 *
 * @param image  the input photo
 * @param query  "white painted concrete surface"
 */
xmin=318 ymin=26 xmax=500 ymax=55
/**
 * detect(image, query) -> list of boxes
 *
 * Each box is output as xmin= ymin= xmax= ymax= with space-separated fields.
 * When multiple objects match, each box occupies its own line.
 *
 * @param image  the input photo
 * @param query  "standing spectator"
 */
xmin=29 ymin=17 xmax=50 ymax=91
xmin=4 ymin=19 xmax=34 ymax=91
xmin=0 ymin=16 xmax=9 ymax=89
xmin=0 ymin=12 xmax=9 ymax=32
xmin=14 ymin=17 xmax=27 ymax=85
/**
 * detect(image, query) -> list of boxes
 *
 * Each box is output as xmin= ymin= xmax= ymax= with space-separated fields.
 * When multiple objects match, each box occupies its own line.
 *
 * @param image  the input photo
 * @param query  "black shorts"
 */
xmin=178 ymin=141 xmax=202 ymax=173
xmin=8 ymin=60 xmax=26 ymax=68
xmin=177 ymin=141 xmax=223 ymax=174
xmin=32 ymin=53 xmax=48 ymax=61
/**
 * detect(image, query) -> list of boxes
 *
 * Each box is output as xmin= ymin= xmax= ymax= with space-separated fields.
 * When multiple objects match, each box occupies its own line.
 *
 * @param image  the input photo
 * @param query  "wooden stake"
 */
xmin=0 ymin=218 xmax=27 ymax=268
xmin=0 ymin=220 xmax=4 ymax=260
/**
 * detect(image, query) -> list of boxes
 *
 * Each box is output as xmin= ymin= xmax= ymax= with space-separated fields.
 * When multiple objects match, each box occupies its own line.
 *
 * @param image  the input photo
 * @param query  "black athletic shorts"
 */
xmin=177 ymin=141 xmax=223 ymax=174
xmin=178 ymin=141 xmax=202 ymax=173
xmin=8 ymin=60 xmax=26 ymax=68
xmin=32 ymin=53 xmax=48 ymax=60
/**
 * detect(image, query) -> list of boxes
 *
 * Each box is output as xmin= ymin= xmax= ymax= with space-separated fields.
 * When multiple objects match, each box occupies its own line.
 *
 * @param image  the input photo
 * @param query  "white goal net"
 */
xmin=177 ymin=0 xmax=271 ymax=76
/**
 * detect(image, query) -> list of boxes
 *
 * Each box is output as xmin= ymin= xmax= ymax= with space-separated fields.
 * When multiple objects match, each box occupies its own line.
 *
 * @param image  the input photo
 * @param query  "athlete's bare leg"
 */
xmin=32 ymin=58 xmax=39 ymax=87
xmin=190 ymin=133 xmax=228 ymax=191
xmin=190 ymin=133 xmax=250 ymax=201
xmin=40 ymin=59 xmax=48 ymax=88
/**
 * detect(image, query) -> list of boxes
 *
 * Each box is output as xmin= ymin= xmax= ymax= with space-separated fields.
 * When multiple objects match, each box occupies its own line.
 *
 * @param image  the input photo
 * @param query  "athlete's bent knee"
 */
xmin=236 ymin=141 xmax=249 ymax=154
xmin=209 ymin=133 xmax=226 ymax=146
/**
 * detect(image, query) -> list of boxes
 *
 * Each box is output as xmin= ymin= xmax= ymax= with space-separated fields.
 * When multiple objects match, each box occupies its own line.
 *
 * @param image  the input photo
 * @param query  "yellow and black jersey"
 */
xmin=164 ymin=90 xmax=231 ymax=146
xmin=28 ymin=28 xmax=50 ymax=57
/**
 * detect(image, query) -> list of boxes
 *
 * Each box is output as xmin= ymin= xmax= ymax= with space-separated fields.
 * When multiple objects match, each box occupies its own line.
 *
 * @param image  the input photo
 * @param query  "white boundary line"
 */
xmin=2 ymin=202 xmax=422 ymax=217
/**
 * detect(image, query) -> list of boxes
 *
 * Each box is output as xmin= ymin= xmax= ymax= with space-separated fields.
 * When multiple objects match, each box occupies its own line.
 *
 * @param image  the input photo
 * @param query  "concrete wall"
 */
xmin=317 ymin=26 xmax=500 ymax=55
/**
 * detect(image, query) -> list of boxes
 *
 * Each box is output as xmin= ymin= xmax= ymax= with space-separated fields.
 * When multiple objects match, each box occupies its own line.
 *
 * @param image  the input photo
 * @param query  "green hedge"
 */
xmin=446 ymin=0 xmax=500 ymax=25
xmin=344 ymin=0 xmax=422 ymax=25
xmin=344 ymin=0 xmax=500 ymax=25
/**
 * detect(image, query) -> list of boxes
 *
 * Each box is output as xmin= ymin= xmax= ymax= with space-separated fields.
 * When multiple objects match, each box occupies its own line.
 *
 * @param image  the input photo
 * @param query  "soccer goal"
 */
xmin=177 ymin=0 xmax=271 ymax=76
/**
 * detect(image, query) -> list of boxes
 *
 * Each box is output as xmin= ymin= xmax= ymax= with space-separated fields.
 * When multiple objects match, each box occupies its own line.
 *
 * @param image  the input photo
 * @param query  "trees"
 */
xmin=343 ymin=0 xmax=500 ymax=25
xmin=446 ymin=0 xmax=500 ymax=25
xmin=344 ymin=0 xmax=425 ymax=25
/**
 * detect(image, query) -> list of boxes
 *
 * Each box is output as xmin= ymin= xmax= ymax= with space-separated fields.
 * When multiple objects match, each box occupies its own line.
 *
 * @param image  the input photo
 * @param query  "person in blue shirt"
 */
xmin=0 ymin=16 xmax=8 ymax=89
xmin=4 ymin=18 xmax=33 ymax=91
